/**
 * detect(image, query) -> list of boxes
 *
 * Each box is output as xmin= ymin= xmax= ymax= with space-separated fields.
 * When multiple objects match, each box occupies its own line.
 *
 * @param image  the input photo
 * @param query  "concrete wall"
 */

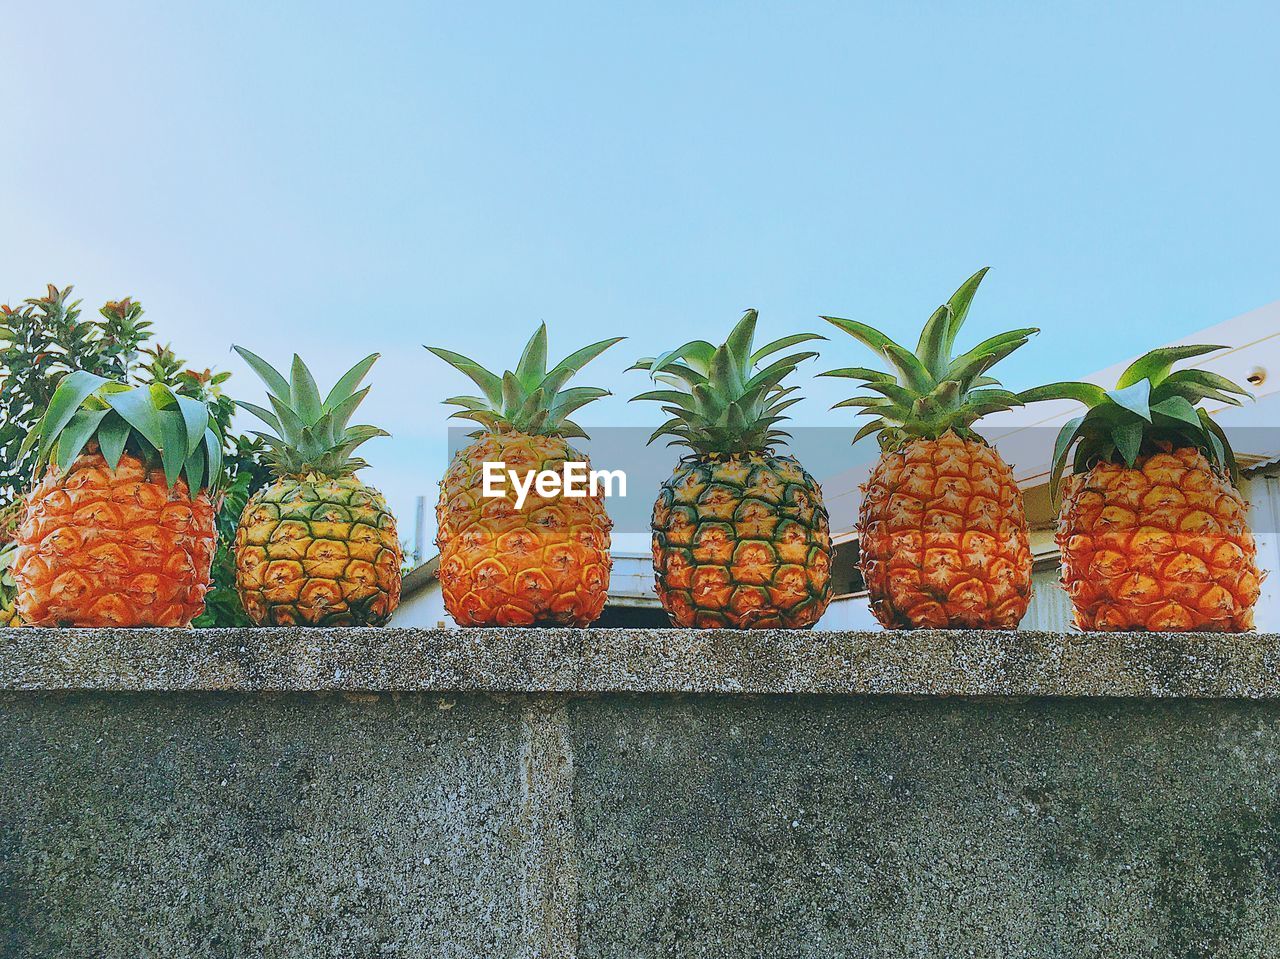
xmin=3 ymin=627 xmax=1280 ymax=958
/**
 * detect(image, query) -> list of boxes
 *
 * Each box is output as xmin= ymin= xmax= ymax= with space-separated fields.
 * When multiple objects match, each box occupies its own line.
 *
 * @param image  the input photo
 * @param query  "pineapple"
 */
xmin=232 ymin=349 xmax=401 ymax=626
xmin=632 ymin=311 xmax=832 ymax=628
xmin=822 ymin=268 xmax=1036 ymax=629
xmin=429 ymin=326 xmax=621 ymax=627
xmin=1021 ymin=347 xmax=1260 ymax=631
xmin=12 ymin=371 xmax=222 ymax=627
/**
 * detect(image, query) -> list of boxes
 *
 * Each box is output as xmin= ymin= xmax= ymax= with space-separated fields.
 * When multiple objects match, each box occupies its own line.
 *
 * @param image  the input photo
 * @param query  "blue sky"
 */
xmin=3 ymin=1 xmax=1278 ymax=545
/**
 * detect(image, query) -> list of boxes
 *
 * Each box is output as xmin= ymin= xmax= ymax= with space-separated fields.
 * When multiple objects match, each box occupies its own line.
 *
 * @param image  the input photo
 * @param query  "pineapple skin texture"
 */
xmin=652 ymin=453 xmax=833 ymax=629
xmin=436 ymin=431 xmax=612 ymax=627
xmin=235 ymin=475 xmax=402 ymax=626
xmin=860 ymin=432 xmax=1032 ymax=629
xmin=14 ymin=452 xmax=216 ymax=627
xmin=1059 ymin=448 xmax=1260 ymax=632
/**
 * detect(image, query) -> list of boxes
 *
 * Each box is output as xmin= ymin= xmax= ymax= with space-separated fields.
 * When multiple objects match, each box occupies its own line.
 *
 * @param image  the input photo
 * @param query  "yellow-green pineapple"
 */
xmin=233 ymin=348 xmax=401 ymax=626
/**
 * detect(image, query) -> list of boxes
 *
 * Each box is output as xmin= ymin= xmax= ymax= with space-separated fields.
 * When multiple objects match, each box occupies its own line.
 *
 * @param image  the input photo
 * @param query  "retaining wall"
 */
xmin=2 ymin=628 xmax=1279 ymax=958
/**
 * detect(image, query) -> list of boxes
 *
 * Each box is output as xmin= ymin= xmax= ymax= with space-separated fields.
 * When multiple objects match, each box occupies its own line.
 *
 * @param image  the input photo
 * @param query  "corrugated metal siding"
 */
xmin=1244 ymin=472 xmax=1280 ymax=631
xmin=816 ymin=593 xmax=880 ymax=630
xmin=1022 ymin=565 xmax=1073 ymax=631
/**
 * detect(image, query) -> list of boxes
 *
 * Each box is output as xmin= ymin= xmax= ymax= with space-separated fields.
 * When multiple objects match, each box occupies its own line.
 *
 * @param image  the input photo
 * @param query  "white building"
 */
xmin=396 ymin=298 xmax=1280 ymax=630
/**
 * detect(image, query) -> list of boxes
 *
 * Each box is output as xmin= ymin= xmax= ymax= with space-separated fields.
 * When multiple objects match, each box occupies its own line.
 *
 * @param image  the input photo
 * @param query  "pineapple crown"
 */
xmin=19 ymin=370 xmax=224 ymax=492
xmin=629 ymin=310 xmax=823 ymax=455
xmin=427 ymin=325 xmax=623 ymax=440
xmin=820 ymin=268 xmax=1037 ymax=450
xmin=233 ymin=347 xmax=387 ymax=478
xmin=1019 ymin=345 xmax=1251 ymax=494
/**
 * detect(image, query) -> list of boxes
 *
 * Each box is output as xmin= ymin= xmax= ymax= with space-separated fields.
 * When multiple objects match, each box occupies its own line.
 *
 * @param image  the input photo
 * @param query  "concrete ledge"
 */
xmin=6 ymin=631 xmax=1280 ymax=956
xmin=2 ymin=627 xmax=1280 ymax=698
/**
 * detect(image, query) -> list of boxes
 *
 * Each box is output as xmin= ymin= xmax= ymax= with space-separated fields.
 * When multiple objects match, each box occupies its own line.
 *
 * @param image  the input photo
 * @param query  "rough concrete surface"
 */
xmin=571 ymin=695 xmax=1280 ymax=958
xmin=3 ymin=627 xmax=1280 ymax=698
xmin=0 ymin=692 xmax=528 ymax=959
xmin=2 ymin=628 xmax=1280 ymax=957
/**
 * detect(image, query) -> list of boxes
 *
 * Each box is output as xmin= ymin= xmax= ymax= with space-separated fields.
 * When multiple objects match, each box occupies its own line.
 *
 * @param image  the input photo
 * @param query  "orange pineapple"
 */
xmin=12 ymin=371 xmax=221 ymax=627
xmin=859 ymin=432 xmax=1030 ymax=628
xmin=823 ymin=268 xmax=1036 ymax=629
xmin=1023 ymin=348 xmax=1260 ymax=631
xmin=429 ymin=326 xmax=621 ymax=627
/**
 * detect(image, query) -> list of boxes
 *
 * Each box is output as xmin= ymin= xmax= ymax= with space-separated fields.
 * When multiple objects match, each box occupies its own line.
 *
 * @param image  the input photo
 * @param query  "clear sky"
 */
xmin=3 ymin=1 xmax=1277 ymax=548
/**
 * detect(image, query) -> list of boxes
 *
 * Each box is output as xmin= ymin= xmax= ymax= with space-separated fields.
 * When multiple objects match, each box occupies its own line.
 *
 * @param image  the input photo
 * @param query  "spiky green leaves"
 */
xmin=234 ymin=348 xmax=386 ymax=478
xmin=427 ymin=325 xmax=623 ymax=439
xmin=820 ymin=268 xmax=1036 ymax=449
xmin=1019 ymin=345 xmax=1250 ymax=493
xmin=20 ymin=370 xmax=224 ymax=493
xmin=629 ymin=310 xmax=822 ymax=455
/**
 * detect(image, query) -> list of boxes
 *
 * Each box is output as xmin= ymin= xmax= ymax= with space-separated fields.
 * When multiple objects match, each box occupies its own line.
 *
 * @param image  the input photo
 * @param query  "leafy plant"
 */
xmin=1019 ymin=345 xmax=1252 ymax=494
xmin=232 ymin=346 xmax=387 ymax=476
xmin=629 ymin=309 xmax=823 ymax=453
xmin=0 ymin=287 xmax=154 ymax=505
xmin=820 ymin=267 xmax=1037 ymax=449
xmin=21 ymin=372 xmax=226 ymax=491
xmin=427 ymin=324 xmax=624 ymax=439
xmin=192 ymin=435 xmax=271 ymax=628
